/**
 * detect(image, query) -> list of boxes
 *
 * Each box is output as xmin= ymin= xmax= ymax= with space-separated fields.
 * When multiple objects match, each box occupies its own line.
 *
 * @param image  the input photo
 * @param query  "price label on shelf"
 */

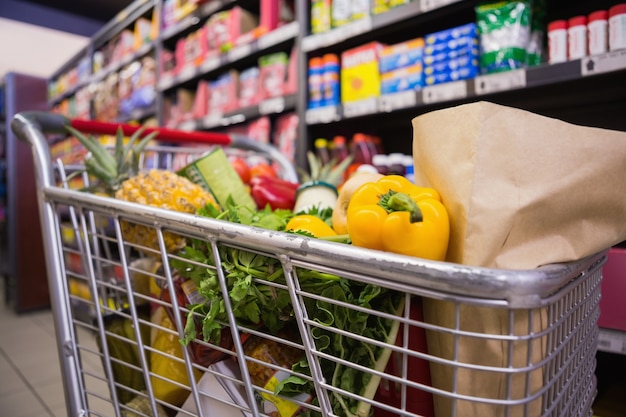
xmin=597 ymin=329 xmax=626 ymax=355
xmin=202 ymin=114 xmax=223 ymax=129
xmin=179 ymin=120 xmax=197 ymax=131
xmin=474 ymin=69 xmax=527 ymax=95
xmin=259 ymin=97 xmax=285 ymax=115
xmin=178 ymin=66 xmax=197 ymax=82
xmin=420 ymin=0 xmax=459 ymax=13
xmin=581 ymin=49 xmax=626 ymax=77
xmin=343 ymin=98 xmax=378 ymax=118
xmin=344 ymin=17 xmax=372 ymax=38
xmin=222 ymin=113 xmax=246 ymax=126
xmin=158 ymin=75 xmax=175 ymax=91
xmin=258 ymin=21 xmax=299 ymax=49
xmin=200 ymin=57 xmax=221 ymax=73
xmin=305 ymin=106 xmax=340 ymax=124
xmin=423 ymin=80 xmax=468 ymax=104
xmin=228 ymin=44 xmax=253 ymax=62
xmin=379 ymin=91 xmax=417 ymax=112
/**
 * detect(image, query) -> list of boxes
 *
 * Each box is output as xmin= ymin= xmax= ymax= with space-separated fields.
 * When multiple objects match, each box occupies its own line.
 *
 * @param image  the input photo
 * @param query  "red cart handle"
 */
xmin=69 ymin=118 xmax=232 ymax=145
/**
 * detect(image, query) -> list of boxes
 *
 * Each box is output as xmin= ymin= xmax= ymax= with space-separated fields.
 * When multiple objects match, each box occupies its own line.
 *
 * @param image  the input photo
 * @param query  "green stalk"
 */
xmin=354 ymin=300 xmax=405 ymax=417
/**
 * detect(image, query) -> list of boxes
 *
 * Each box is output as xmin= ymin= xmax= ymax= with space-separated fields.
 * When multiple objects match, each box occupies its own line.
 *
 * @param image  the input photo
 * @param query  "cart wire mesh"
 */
xmin=12 ymin=112 xmax=604 ymax=417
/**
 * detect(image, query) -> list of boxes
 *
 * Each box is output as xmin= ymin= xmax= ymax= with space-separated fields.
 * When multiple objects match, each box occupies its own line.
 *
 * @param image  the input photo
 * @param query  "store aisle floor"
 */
xmin=0 ymin=283 xmax=112 ymax=417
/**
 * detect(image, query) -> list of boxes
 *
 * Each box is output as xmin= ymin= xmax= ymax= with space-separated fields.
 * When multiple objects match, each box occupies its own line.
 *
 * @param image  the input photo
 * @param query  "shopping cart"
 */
xmin=12 ymin=111 xmax=605 ymax=417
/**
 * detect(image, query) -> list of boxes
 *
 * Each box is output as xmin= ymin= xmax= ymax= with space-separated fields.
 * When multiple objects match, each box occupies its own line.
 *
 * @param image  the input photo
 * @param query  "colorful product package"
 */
xmin=423 ymin=65 xmax=479 ymax=86
xmin=351 ymin=0 xmax=371 ymax=21
xmin=258 ymin=52 xmax=289 ymax=99
xmin=423 ymin=35 xmax=479 ymax=56
xmin=209 ymin=70 xmax=240 ymax=114
xmin=372 ymin=0 xmax=410 ymax=15
xmin=425 ymin=23 xmax=478 ymax=45
xmin=311 ymin=0 xmax=332 ymax=33
xmin=332 ymin=0 xmax=351 ymax=28
xmin=475 ymin=1 xmax=532 ymax=73
xmin=379 ymin=37 xmax=425 ymax=73
xmin=238 ymin=67 xmax=261 ymax=108
xmin=422 ymin=45 xmax=480 ymax=66
xmin=273 ymin=112 xmax=299 ymax=164
xmin=381 ymin=63 xmax=423 ymax=94
xmin=423 ymin=55 xmax=479 ymax=76
xmin=340 ymin=42 xmax=384 ymax=103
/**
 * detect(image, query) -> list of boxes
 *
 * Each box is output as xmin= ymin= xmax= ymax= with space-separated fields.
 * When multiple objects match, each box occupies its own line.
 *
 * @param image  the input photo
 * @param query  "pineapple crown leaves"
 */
xmin=297 ymin=151 xmax=353 ymax=187
xmin=65 ymin=125 xmax=158 ymax=193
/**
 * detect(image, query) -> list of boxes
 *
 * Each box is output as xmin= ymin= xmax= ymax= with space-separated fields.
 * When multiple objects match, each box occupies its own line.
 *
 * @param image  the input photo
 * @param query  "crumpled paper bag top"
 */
xmin=412 ymin=101 xmax=626 ymax=269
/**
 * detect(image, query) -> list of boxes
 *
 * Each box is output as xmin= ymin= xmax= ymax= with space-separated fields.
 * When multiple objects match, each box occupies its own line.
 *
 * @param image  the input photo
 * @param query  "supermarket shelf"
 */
xmin=598 ymin=328 xmax=626 ymax=356
xmin=48 ymin=42 xmax=157 ymax=106
xmin=161 ymin=0 xmax=237 ymax=41
xmin=158 ymin=21 xmax=299 ymax=92
xmin=305 ymin=49 xmax=626 ymax=125
xmin=301 ymin=0 xmax=470 ymax=52
xmin=176 ymin=93 xmax=297 ymax=131
xmin=91 ymin=0 xmax=157 ymax=49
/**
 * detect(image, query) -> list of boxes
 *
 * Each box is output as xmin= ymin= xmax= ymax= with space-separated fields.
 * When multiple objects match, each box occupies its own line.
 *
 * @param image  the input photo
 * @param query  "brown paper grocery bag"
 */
xmin=411 ymin=101 xmax=626 ymax=416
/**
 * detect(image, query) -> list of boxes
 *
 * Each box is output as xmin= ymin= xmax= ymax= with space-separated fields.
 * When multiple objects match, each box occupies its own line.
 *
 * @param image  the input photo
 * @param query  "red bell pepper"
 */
xmin=250 ymin=175 xmax=298 ymax=210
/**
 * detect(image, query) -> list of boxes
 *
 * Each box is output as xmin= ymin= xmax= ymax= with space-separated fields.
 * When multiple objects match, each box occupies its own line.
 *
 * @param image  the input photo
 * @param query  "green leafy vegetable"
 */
xmin=172 ymin=198 xmax=403 ymax=417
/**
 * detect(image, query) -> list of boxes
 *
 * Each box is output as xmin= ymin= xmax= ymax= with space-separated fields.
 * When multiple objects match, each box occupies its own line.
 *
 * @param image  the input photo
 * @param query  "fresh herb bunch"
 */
xmin=171 ymin=198 xmax=341 ymax=344
xmin=172 ymin=197 xmax=404 ymax=417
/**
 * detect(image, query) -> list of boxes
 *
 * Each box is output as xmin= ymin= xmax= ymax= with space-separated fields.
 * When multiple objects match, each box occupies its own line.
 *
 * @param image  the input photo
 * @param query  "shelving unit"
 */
xmin=47 ymin=0 xmax=626 ymax=349
xmin=2 ymin=72 xmax=49 ymax=312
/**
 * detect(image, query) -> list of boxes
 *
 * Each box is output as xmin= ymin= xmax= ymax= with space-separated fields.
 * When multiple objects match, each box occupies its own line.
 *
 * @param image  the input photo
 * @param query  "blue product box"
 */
xmin=423 ymin=65 xmax=479 ymax=86
xmin=381 ymin=64 xmax=423 ymax=94
xmin=425 ymin=23 xmax=478 ymax=45
xmin=422 ymin=45 xmax=480 ymax=66
xmin=379 ymin=38 xmax=425 ymax=74
xmin=423 ymin=35 xmax=479 ymax=56
xmin=424 ymin=56 xmax=479 ymax=76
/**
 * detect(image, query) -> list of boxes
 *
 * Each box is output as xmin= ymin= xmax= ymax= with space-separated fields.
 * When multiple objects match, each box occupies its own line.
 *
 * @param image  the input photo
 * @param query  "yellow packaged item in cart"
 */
xmin=151 ymin=306 xmax=202 ymax=407
xmin=340 ymin=42 xmax=384 ymax=103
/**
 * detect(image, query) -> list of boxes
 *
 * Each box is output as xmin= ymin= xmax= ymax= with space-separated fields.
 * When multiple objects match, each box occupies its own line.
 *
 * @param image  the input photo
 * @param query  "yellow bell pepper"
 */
xmin=346 ymin=175 xmax=449 ymax=261
xmin=286 ymin=214 xmax=337 ymax=237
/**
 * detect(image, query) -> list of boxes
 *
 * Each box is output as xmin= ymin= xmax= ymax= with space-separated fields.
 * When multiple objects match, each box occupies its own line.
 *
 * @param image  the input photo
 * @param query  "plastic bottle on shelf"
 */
xmin=308 ymin=57 xmax=324 ymax=109
xmin=568 ymin=16 xmax=588 ymax=59
xmin=402 ymin=154 xmax=416 ymax=183
xmin=347 ymin=133 xmax=379 ymax=178
xmin=387 ymin=153 xmax=407 ymax=176
xmin=331 ymin=135 xmax=349 ymax=162
xmin=548 ymin=20 xmax=568 ymax=63
xmin=322 ymin=54 xmax=340 ymax=107
xmin=372 ymin=154 xmax=390 ymax=175
xmin=609 ymin=4 xmax=626 ymax=52
xmin=588 ymin=10 xmax=609 ymax=55
xmin=314 ymin=138 xmax=331 ymax=165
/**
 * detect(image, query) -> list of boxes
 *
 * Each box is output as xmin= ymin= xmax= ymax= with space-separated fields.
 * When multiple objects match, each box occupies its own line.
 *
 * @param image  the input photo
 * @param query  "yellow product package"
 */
xmin=151 ymin=307 xmax=202 ymax=407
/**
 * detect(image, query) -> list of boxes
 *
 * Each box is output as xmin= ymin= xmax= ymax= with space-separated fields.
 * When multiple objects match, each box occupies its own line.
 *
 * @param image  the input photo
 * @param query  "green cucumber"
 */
xmin=178 ymin=147 xmax=256 ymax=211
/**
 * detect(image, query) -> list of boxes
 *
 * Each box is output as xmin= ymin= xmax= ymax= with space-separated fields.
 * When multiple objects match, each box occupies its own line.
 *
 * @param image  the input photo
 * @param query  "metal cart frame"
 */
xmin=12 ymin=111 xmax=605 ymax=417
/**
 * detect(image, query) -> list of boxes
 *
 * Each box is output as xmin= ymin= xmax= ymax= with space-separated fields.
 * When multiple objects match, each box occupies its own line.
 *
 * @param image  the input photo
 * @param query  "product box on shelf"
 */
xmin=372 ymin=0 xmax=410 ymax=15
xmin=209 ymin=70 xmax=240 ymax=114
xmin=273 ymin=112 xmax=299 ymax=163
xmin=192 ymin=80 xmax=209 ymax=119
xmin=422 ymin=45 xmax=480 ymax=66
xmin=599 ymin=246 xmax=626 ymax=332
xmin=258 ymin=52 xmax=289 ymax=99
xmin=311 ymin=0 xmax=331 ymax=34
xmin=238 ymin=67 xmax=261 ymax=108
xmin=425 ymin=23 xmax=478 ymax=45
xmin=341 ymin=42 xmax=384 ymax=103
xmin=379 ymin=37 xmax=425 ymax=74
xmin=424 ymin=55 xmax=479 ymax=76
xmin=423 ymin=35 xmax=480 ymax=57
xmin=206 ymin=7 xmax=259 ymax=54
xmin=380 ymin=63 xmax=423 ymax=94
xmin=423 ymin=65 xmax=479 ymax=86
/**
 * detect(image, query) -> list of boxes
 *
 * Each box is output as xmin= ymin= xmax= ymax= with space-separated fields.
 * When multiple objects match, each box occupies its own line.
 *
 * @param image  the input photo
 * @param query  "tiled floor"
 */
xmin=0 ymin=284 xmax=112 ymax=417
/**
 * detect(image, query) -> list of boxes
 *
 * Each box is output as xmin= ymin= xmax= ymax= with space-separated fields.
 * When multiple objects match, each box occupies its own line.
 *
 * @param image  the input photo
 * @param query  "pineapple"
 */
xmin=68 ymin=126 xmax=218 ymax=254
